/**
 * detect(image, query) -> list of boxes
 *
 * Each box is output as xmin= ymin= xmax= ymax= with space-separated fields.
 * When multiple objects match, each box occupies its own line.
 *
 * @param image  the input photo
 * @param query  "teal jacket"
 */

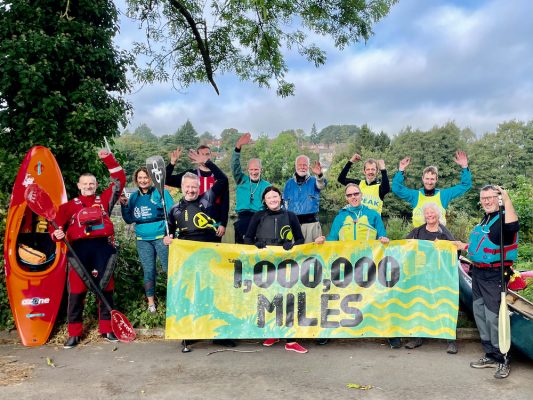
xmin=391 ymin=168 xmax=472 ymax=209
xmin=121 ymin=187 xmax=174 ymax=240
xmin=327 ymin=205 xmax=386 ymax=241
xmin=232 ymin=149 xmax=270 ymax=213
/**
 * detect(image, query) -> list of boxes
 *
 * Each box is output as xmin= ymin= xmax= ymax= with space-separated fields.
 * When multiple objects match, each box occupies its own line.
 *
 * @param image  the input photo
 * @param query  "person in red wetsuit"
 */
xmin=51 ymin=149 xmax=126 ymax=349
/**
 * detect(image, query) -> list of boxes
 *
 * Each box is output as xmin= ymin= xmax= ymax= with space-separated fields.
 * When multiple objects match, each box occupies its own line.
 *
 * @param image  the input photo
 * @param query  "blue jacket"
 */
xmin=327 ymin=205 xmax=386 ymax=241
xmin=121 ymin=187 xmax=174 ymax=240
xmin=283 ymin=174 xmax=327 ymax=215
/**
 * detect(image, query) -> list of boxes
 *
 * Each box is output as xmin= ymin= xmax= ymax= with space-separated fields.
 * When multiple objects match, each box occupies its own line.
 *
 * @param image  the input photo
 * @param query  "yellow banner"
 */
xmin=166 ymin=239 xmax=459 ymax=340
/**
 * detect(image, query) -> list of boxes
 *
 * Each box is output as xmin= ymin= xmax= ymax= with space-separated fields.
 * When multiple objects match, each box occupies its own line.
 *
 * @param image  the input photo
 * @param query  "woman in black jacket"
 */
xmin=244 ymin=186 xmax=308 ymax=353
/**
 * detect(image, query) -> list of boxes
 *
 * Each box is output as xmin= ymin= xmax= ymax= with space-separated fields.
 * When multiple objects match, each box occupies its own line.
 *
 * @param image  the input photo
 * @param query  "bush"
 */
xmin=385 ymin=216 xmax=411 ymax=240
xmin=446 ymin=207 xmax=478 ymax=242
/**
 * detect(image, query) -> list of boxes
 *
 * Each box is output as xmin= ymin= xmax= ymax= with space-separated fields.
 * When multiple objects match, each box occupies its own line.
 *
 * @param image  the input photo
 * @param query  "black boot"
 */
xmin=64 ymin=336 xmax=80 ymax=349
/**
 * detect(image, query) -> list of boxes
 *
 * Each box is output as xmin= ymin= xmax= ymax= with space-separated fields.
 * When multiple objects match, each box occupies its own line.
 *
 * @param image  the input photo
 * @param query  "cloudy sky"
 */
xmin=115 ymin=0 xmax=533 ymax=138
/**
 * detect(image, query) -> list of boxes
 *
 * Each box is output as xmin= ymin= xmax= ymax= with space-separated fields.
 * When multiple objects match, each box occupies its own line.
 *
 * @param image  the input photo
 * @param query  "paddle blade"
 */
xmin=24 ymin=183 xmax=58 ymax=221
xmin=146 ymin=155 xmax=166 ymax=193
xmin=111 ymin=310 xmax=136 ymax=342
xmin=498 ymin=292 xmax=511 ymax=353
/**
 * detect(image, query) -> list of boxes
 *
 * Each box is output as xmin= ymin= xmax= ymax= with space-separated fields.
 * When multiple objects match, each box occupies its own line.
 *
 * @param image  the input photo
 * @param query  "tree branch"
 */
xmin=168 ymin=0 xmax=220 ymax=95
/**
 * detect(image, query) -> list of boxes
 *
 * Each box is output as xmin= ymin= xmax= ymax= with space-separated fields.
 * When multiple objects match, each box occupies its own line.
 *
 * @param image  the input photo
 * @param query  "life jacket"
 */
xmin=67 ymin=196 xmax=114 ymax=240
xmin=467 ymin=214 xmax=518 ymax=267
xmin=197 ymin=169 xmax=214 ymax=195
xmin=337 ymin=212 xmax=378 ymax=241
xmin=173 ymin=198 xmax=218 ymax=238
xmin=196 ymin=170 xmax=222 ymax=205
xmin=412 ymin=191 xmax=446 ymax=227
xmin=359 ymin=181 xmax=383 ymax=214
xmin=255 ymin=211 xmax=293 ymax=245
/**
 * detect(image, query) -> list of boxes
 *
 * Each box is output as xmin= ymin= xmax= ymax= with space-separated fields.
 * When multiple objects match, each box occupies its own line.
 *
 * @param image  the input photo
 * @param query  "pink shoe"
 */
xmin=263 ymin=338 xmax=280 ymax=347
xmin=285 ymin=342 xmax=308 ymax=353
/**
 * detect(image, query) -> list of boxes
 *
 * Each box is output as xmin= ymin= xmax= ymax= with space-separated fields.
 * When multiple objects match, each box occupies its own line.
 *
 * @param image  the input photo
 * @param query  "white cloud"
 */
xmin=122 ymin=0 xmax=533 ymax=138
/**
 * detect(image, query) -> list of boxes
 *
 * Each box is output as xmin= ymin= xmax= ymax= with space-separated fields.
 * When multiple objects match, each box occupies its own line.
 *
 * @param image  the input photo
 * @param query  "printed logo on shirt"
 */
xmin=193 ymin=212 xmax=212 ymax=229
xmin=280 ymin=225 xmax=294 ymax=241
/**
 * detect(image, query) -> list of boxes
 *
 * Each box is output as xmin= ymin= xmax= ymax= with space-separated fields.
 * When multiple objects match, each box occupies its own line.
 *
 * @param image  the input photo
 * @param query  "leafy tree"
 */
xmin=114 ymin=131 xmax=160 ymax=179
xmin=199 ymin=131 xmax=215 ymax=142
xmin=220 ymin=128 xmax=241 ymax=152
xmin=469 ymin=120 xmax=533 ymax=191
xmin=133 ymin=123 xmax=158 ymax=142
xmin=159 ymin=120 xmax=200 ymax=151
xmin=310 ymin=123 xmax=320 ymax=145
xmin=509 ymin=175 xmax=533 ymax=243
xmin=0 ymin=0 xmax=132 ymax=196
xmin=258 ymin=131 xmax=308 ymax=187
xmin=126 ymin=0 xmax=398 ymax=96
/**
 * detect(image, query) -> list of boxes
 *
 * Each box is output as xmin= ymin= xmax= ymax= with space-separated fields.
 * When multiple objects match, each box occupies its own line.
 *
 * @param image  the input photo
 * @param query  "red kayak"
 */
xmin=3 ymin=146 xmax=68 ymax=346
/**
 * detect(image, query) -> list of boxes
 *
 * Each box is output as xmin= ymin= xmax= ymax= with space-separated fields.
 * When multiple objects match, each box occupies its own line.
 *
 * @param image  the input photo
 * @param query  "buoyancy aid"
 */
xmin=412 ymin=192 xmax=446 ymax=227
xmin=67 ymin=196 xmax=114 ymax=240
xmin=173 ymin=199 xmax=218 ymax=238
xmin=338 ymin=213 xmax=378 ymax=241
xmin=467 ymin=214 xmax=518 ymax=267
xmin=359 ymin=181 xmax=383 ymax=214
xmin=196 ymin=170 xmax=222 ymax=205
xmin=255 ymin=211 xmax=293 ymax=245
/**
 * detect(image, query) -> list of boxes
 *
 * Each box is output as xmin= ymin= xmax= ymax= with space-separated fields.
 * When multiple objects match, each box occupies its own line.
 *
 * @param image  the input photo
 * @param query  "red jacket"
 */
xmin=51 ymin=154 xmax=126 ymax=242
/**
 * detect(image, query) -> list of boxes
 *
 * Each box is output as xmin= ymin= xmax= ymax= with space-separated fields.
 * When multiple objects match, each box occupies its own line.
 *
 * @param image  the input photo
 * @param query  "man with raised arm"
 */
xmin=51 ymin=149 xmax=125 ymax=349
xmin=337 ymin=153 xmax=390 ymax=214
xmin=232 ymin=133 xmax=271 ymax=244
xmin=283 ymin=155 xmax=327 ymax=243
xmin=164 ymin=150 xmax=233 ymax=350
xmin=391 ymin=151 xmax=472 ymax=227
xmin=455 ymin=185 xmax=519 ymax=379
xmin=165 ymin=145 xmax=229 ymax=242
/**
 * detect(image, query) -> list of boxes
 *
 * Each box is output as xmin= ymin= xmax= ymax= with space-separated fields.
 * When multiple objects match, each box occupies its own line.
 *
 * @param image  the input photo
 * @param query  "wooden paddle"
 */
xmin=497 ymin=194 xmax=511 ymax=354
xmin=24 ymin=183 xmax=136 ymax=342
xmin=146 ymin=155 xmax=171 ymax=236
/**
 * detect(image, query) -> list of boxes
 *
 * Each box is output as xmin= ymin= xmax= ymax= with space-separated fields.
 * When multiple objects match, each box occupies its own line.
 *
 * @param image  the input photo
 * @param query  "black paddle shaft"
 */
xmin=146 ymin=155 xmax=170 ymax=236
xmin=50 ymin=220 xmax=114 ymax=313
xmin=498 ymin=198 xmax=505 ymax=293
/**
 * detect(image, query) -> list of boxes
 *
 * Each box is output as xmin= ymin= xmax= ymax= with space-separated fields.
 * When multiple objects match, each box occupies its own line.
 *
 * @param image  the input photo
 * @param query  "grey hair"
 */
xmin=181 ymin=172 xmax=200 ymax=185
xmin=248 ymin=158 xmax=262 ymax=168
xmin=421 ymin=202 xmax=444 ymax=225
xmin=295 ymin=154 xmax=310 ymax=167
xmin=480 ymin=184 xmax=499 ymax=192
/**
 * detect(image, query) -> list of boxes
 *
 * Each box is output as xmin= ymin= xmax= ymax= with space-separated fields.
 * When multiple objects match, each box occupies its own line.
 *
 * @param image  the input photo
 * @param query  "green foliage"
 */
xmin=115 ymin=120 xmax=200 ymax=181
xmin=0 ymin=270 xmax=15 ymax=331
xmin=469 ymin=121 xmax=533 ymax=194
xmin=220 ymin=128 xmax=241 ymax=152
xmin=445 ymin=207 xmax=478 ymax=243
xmin=126 ymin=0 xmax=398 ymax=96
xmin=509 ymin=175 xmax=533 ymax=243
xmin=0 ymin=0 xmax=132 ymax=197
xmin=384 ymin=216 xmax=411 ymax=240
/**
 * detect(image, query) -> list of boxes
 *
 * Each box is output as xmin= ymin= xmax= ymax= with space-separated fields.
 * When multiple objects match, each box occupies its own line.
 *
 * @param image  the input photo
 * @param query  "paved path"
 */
xmin=1 ymin=338 xmax=532 ymax=400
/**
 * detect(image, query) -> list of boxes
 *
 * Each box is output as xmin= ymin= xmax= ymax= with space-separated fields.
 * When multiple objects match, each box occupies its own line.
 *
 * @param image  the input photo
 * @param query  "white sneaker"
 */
xmin=148 ymin=304 xmax=157 ymax=313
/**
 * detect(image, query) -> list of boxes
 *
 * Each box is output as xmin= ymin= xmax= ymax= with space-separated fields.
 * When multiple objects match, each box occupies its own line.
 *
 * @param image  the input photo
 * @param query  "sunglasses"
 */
xmin=346 ymin=192 xmax=361 ymax=198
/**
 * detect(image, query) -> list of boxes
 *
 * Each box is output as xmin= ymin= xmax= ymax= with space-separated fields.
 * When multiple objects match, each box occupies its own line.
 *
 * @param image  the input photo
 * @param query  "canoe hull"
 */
xmin=3 ymin=146 xmax=68 ymax=346
xmin=458 ymin=261 xmax=533 ymax=360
